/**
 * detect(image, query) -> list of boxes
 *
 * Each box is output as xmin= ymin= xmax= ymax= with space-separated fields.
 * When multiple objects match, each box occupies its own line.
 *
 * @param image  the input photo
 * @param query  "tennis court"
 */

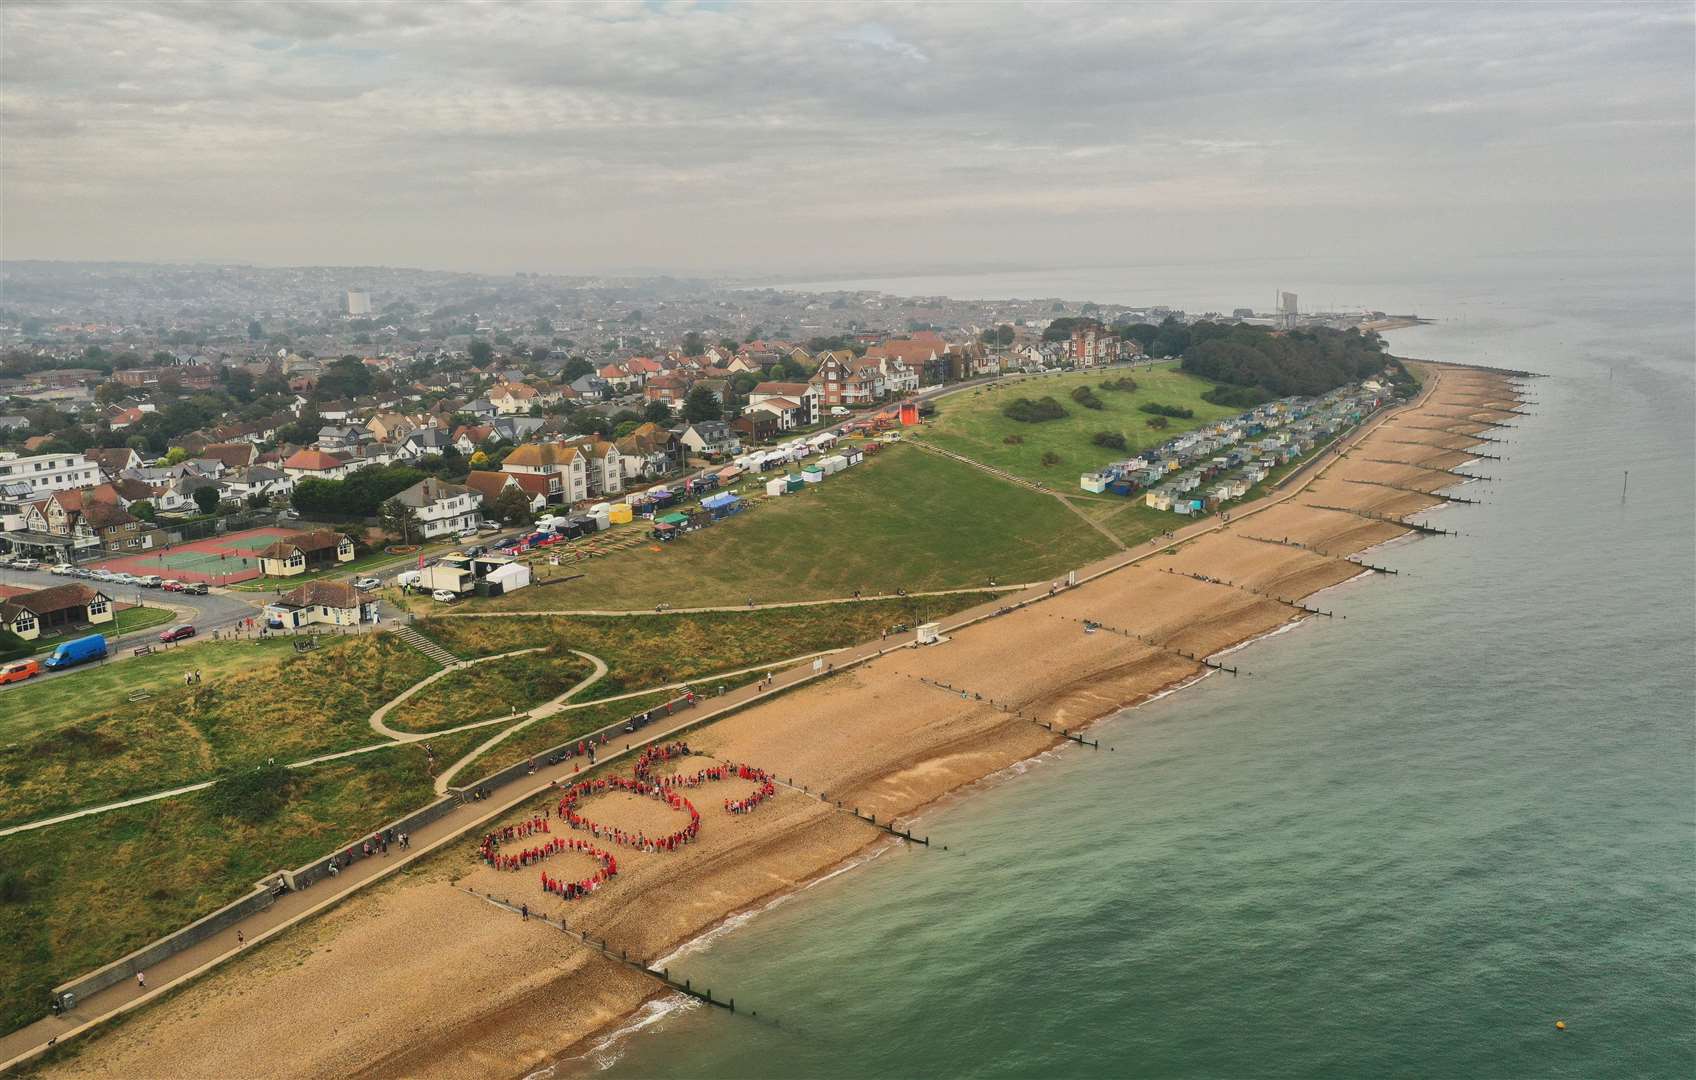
xmin=93 ymin=525 xmax=301 ymax=585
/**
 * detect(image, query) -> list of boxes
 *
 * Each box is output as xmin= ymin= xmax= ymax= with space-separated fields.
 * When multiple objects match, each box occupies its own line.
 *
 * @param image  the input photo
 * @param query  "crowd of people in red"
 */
xmin=476 ymin=815 xmax=620 ymax=900
xmin=634 ymin=742 xmax=779 ymax=814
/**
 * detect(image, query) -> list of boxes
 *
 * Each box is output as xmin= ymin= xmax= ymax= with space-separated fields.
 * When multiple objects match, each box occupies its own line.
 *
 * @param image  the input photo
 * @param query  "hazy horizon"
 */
xmin=4 ymin=1 xmax=1693 ymax=276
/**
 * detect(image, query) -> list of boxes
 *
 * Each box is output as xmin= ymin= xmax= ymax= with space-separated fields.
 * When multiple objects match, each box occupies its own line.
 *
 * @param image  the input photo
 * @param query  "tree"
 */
xmin=534 ymin=316 xmax=554 ymax=334
xmin=682 ymin=385 xmax=721 ymax=423
xmin=530 ymin=345 xmax=551 ymax=365
xmin=562 ymin=357 xmax=594 ymax=382
xmin=469 ymin=450 xmax=491 ymax=468
xmin=490 ymin=487 xmax=533 ymax=526
xmin=130 ymin=499 xmax=156 ymax=522
xmin=163 ymin=447 xmax=192 ymax=465
xmin=379 ymin=497 xmax=422 ymax=544
xmin=642 ymin=401 xmax=673 ymax=423
xmin=681 ymin=331 xmax=705 ymax=357
xmin=223 ymin=367 xmax=255 ymax=403
xmin=614 ymin=419 xmax=640 ymax=438
xmin=980 ymin=324 xmax=1016 ymax=346
xmin=192 ymin=486 xmax=221 ymax=515
xmin=313 ymin=356 xmax=374 ymax=400
xmin=467 ymin=340 xmax=494 ymax=367
xmin=247 ymin=320 xmax=264 ymax=341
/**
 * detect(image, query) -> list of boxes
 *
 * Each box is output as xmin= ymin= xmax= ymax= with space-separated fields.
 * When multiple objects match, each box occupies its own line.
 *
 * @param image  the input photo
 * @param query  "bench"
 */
xmin=126 ymin=689 xmax=152 ymax=702
xmin=293 ymin=638 xmax=319 ymax=653
xmin=132 ymin=645 xmax=154 ymax=657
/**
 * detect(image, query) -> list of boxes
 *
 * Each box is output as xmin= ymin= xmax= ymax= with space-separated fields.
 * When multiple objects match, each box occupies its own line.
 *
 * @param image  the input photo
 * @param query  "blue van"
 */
xmin=42 ymin=634 xmax=108 ymax=670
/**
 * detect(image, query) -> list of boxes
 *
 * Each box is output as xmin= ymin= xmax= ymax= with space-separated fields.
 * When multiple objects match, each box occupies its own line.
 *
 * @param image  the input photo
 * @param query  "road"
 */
xmin=0 ymin=564 xmax=264 ymax=690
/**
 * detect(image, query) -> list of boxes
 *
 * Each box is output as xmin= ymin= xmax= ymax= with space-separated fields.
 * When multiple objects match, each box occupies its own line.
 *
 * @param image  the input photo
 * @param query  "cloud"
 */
xmin=1 ymin=0 xmax=1691 ymax=272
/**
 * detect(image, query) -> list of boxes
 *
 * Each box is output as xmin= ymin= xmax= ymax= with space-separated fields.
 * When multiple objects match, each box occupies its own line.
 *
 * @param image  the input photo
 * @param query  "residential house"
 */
xmin=614 ymin=422 xmax=677 ymax=481
xmin=282 ymin=449 xmax=352 ymax=482
xmin=465 ymin=469 xmax=542 ymax=514
xmin=1067 ymin=326 xmax=1120 ymax=368
xmin=730 ymin=412 xmax=780 ymax=444
xmin=398 ymin=426 xmax=452 ymax=460
xmin=562 ymin=439 xmax=624 ymax=497
xmin=366 ymin=411 xmax=416 ymax=443
xmin=257 ymin=530 xmax=356 ymax=577
xmin=678 ymin=421 xmax=739 ymax=458
xmin=747 ymin=381 xmax=821 ymax=427
xmin=0 ymin=583 xmax=114 ymax=641
xmin=200 ymin=443 xmax=258 ymax=471
xmin=84 ymin=447 xmax=143 ymax=479
xmin=452 ymin=424 xmax=495 ymax=455
xmin=223 ymin=465 xmax=293 ymax=504
xmin=569 ymin=373 xmax=612 ymax=401
xmin=501 ymin=442 xmax=588 ymax=505
xmin=598 ymin=363 xmax=641 ymax=393
xmin=809 ymin=352 xmax=883 ymax=408
xmin=644 ymin=374 xmax=690 ymax=411
xmin=393 ymin=477 xmax=482 ymax=539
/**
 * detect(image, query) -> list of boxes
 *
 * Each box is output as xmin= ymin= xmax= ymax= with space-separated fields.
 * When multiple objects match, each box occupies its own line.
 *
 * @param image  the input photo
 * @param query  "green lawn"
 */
xmin=418 ymin=594 xmax=991 ymax=692
xmin=444 ymin=445 xmax=1116 ymax=612
xmin=0 ymin=634 xmax=437 ymax=828
xmin=921 ymin=367 xmax=1240 ymax=487
xmin=25 ymin=605 xmax=176 ymax=655
xmin=0 ymin=639 xmax=298 ymax=742
xmin=226 ymin=548 xmax=415 ymax=592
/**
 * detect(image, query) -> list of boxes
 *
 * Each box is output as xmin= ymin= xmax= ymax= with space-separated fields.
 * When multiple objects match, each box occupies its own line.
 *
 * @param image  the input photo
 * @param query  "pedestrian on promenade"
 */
xmin=136 ymin=972 xmax=146 ymax=990
xmin=237 ymin=930 xmax=245 ymax=946
xmin=521 ymin=903 xmax=529 ymax=921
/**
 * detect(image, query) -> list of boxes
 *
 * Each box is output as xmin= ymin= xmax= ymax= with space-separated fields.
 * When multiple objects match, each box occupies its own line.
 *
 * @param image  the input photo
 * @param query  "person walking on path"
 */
xmin=237 ymin=929 xmax=245 ymax=946
xmin=135 ymin=972 xmax=146 ymax=990
xmin=521 ymin=903 xmax=529 ymax=921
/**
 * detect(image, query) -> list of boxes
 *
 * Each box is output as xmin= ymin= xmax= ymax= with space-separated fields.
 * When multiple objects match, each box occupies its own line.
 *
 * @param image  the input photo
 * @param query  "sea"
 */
xmin=552 ymin=254 xmax=1696 ymax=1079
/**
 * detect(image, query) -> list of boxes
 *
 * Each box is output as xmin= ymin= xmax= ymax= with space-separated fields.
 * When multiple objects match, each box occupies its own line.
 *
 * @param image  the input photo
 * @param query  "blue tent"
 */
xmin=700 ymin=491 xmax=743 ymax=519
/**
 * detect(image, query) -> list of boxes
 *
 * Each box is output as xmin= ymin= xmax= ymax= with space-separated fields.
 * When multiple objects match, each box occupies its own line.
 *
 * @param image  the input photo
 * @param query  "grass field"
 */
xmin=0 ymin=725 xmax=485 ymax=1037
xmin=0 ymin=639 xmax=298 ymax=741
xmin=385 ymin=648 xmax=598 ymax=733
xmin=921 ymin=366 xmax=1240 ymax=486
xmin=416 ymin=594 xmax=994 ymax=690
xmin=25 ymin=605 xmax=175 ymax=655
xmin=0 ymin=634 xmax=436 ymax=828
xmin=444 ymin=446 xmax=1116 ymax=612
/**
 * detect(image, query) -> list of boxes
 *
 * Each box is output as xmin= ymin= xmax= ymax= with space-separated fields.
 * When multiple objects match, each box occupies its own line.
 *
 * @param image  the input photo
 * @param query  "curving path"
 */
xmin=369 ymin=647 xmax=547 ymax=741
xmin=432 ymin=584 xmax=1032 ymax=619
xmin=432 ymin=649 xmax=607 ymax=794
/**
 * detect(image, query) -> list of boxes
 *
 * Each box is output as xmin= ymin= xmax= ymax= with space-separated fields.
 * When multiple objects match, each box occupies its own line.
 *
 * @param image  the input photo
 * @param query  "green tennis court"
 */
xmin=92 ymin=525 xmax=302 ymax=584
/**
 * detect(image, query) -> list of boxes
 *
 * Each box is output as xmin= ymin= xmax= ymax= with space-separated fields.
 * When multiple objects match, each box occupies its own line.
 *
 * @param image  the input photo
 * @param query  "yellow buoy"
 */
xmin=1555 ymin=1021 xmax=1566 ymax=1031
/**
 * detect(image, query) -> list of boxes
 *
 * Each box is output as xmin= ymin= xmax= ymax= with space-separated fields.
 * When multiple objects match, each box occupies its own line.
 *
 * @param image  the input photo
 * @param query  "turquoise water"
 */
xmin=564 ymin=257 xmax=1695 ymax=1079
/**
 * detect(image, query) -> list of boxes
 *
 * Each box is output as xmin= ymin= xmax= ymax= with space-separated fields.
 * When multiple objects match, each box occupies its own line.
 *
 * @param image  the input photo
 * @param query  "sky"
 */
xmin=3 ymin=1 xmax=1693 ymax=276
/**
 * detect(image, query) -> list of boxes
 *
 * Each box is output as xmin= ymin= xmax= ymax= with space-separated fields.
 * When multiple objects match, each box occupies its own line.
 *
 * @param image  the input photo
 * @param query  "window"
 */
xmin=88 ymin=598 xmax=109 ymax=616
xmin=14 ymin=615 xmax=35 ymax=633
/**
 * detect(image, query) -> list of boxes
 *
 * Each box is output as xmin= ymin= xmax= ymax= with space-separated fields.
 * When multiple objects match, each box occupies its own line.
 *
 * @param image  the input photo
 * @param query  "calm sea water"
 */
xmin=562 ymin=256 xmax=1695 ymax=1079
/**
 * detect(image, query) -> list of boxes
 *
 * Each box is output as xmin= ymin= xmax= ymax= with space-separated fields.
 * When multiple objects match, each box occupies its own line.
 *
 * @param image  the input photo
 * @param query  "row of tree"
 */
xmin=1178 ymin=322 xmax=1391 ymax=399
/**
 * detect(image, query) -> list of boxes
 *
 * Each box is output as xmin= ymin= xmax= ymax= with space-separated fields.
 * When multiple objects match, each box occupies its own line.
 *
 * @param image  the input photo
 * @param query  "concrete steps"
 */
xmin=391 ymin=625 xmax=460 ymax=668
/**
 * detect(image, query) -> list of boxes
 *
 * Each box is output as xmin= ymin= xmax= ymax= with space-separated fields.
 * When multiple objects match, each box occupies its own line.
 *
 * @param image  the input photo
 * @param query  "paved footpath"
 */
xmin=0 ymin=371 xmax=1456 ymax=1072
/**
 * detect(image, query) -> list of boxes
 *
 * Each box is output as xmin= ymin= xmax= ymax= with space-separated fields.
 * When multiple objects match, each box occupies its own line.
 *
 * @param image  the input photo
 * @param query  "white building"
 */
xmin=0 ymin=453 xmax=100 ymax=498
xmin=347 ymin=290 xmax=373 ymax=316
xmin=394 ymin=477 xmax=482 ymax=539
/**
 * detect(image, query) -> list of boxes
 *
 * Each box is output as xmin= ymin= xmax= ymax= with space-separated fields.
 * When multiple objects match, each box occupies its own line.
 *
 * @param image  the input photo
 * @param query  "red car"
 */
xmin=159 ymin=624 xmax=197 ymax=643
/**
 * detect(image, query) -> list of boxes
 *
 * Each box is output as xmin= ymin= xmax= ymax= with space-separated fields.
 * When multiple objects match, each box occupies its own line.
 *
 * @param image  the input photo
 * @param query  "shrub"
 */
xmin=1202 ymin=384 xmax=1271 ymax=409
xmin=1040 ymin=451 xmax=1062 ymax=467
xmin=1069 ymin=385 xmax=1105 ymax=410
xmin=207 ymin=762 xmax=294 ymax=824
xmin=1003 ymin=396 xmax=1068 ymax=423
xmin=1002 ymin=434 xmax=1024 ymax=445
xmin=1092 ymin=431 xmax=1127 ymax=450
xmin=1099 ymin=376 xmax=1138 ymax=392
xmin=1145 ymin=415 xmax=1170 ymax=430
xmin=1139 ymin=402 xmax=1194 ymax=419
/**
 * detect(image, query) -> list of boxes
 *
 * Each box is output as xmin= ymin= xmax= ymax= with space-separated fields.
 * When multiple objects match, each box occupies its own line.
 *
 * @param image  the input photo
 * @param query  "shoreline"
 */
xmin=31 ymin=364 xmax=1533 ymax=1080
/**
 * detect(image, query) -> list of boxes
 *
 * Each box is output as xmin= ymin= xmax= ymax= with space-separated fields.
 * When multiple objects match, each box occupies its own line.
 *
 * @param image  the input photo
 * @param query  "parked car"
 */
xmin=181 ymin=582 xmax=209 ymax=596
xmin=49 ymin=563 xmax=75 ymax=575
xmin=91 ymin=569 xmax=116 ymax=581
xmin=0 ymin=659 xmax=41 ymax=685
xmin=463 ymin=545 xmax=487 ymax=558
xmin=494 ymin=537 xmax=521 ymax=549
xmin=12 ymin=558 xmax=40 ymax=571
xmin=352 ymin=577 xmax=381 ymax=590
xmin=477 ymin=523 xmax=501 ymax=534
xmin=42 ymin=634 xmax=108 ymax=670
xmin=457 ymin=531 xmax=479 ymax=542
xmin=111 ymin=572 xmax=138 ymax=585
xmin=159 ymin=624 xmax=197 ymax=643
xmin=161 ymin=579 xmax=183 ymax=592
xmin=138 ymin=575 xmax=163 ymax=588
xmin=431 ymin=589 xmax=458 ymax=603
xmin=0 ymin=554 xmax=15 ymax=568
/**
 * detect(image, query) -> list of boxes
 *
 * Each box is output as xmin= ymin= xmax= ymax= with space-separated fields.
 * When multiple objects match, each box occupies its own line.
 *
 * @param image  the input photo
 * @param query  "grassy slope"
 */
xmin=385 ymin=649 xmax=597 ymax=733
xmin=448 ymin=445 xmax=1116 ymax=612
xmin=0 ymin=727 xmax=484 ymax=1036
xmin=0 ymin=634 xmax=437 ymax=827
xmin=0 ymin=640 xmax=298 ymax=742
xmin=921 ymin=367 xmax=1239 ymax=486
xmin=417 ymin=594 xmax=993 ymax=690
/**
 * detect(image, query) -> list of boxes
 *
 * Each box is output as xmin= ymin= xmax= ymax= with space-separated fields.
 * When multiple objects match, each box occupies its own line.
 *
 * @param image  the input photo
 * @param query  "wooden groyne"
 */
xmin=1159 ymin=567 xmax=1333 ymax=617
xmin=1365 ymin=458 xmax=1497 ymax=482
xmin=1238 ymin=533 xmax=1399 ymax=574
xmin=1423 ymin=411 xmax=1517 ymax=429
xmin=460 ymin=889 xmax=758 ymax=1017
xmin=1342 ymin=478 xmax=1483 ymax=505
xmin=1390 ymin=356 xmax=1547 ymax=378
xmin=751 ymin=766 xmax=934 ymax=846
xmin=910 ymin=674 xmax=1106 ymax=748
xmin=1304 ymin=503 xmax=1458 ymax=536
xmin=1058 ymin=615 xmax=1242 ymax=675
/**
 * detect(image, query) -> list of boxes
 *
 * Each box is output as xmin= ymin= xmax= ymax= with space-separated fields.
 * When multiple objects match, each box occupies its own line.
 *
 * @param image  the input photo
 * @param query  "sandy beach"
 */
xmin=38 ymin=365 xmax=1527 ymax=1080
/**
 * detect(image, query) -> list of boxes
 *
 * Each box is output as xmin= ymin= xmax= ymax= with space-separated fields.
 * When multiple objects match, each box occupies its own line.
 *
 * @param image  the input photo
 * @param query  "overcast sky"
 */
xmin=3 ymin=1 xmax=1692 ymax=275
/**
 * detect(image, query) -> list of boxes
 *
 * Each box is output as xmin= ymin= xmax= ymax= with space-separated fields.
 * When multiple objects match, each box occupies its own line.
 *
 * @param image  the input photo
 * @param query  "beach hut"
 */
xmin=802 ymin=464 xmax=824 ymax=484
xmin=843 ymin=447 xmax=864 ymax=466
xmin=785 ymin=474 xmax=806 ymax=493
xmin=716 ymin=465 xmax=742 ymax=484
xmin=1080 ymin=473 xmax=1108 ymax=494
xmin=765 ymin=477 xmax=787 ymax=497
xmin=819 ymin=454 xmax=847 ymax=475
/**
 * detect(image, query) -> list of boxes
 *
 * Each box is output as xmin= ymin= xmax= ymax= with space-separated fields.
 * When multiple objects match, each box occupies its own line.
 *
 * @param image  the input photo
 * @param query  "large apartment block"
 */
xmin=0 ymin=453 xmax=100 ymax=498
